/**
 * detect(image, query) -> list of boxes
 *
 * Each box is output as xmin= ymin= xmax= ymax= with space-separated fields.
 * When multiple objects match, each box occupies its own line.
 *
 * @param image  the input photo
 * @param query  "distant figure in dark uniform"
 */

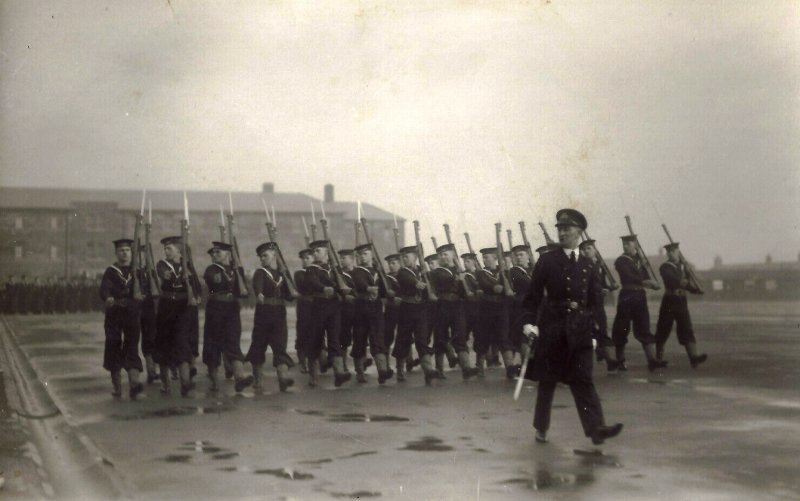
xmin=245 ymin=242 xmax=295 ymax=392
xmin=509 ymin=245 xmax=533 ymax=371
xmin=579 ymin=239 xmax=620 ymax=372
xmin=294 ymin=249 xmax=315 ymax=374
xmin=383 ymin=254 xmax=403 ymax=375
xmin=154 ymin=236 xmax=201 ymax=397
xmin=476 ymin=247 xmax=514 ymax=378
xmin=394 ymin=246 xmax=441 ymax=384
xmin=338 ymin=249 xmax=358 ymax=373
xmin=3 ymin=275 xmax=18 ymax=314
xmin=460 ymin=253 xmax=482 ymax=373
xmin=611 ymin=236 xmax=666 ymax=371
xmin=519 ymin=209 xmax=623 ymax=445
xmin=351 ymin=244 xmax=394 ymax=384
xmin=202 ymin=241 xmax=253 ymax=393
xmin=655 ymin=242 xmax=707 ymax=368
xmin=99 ymin=239 xmax=144 ymax=399
xmin=430 ymin=244 xmax=480 ymax=380
xmin=303 ymin=240 xmax=352 ymax=388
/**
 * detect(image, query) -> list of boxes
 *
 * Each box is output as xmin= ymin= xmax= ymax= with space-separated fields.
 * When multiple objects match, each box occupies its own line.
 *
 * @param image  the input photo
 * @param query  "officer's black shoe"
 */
xmin=180 ymin=381 xmax=195 ymax=397
xmin=647 ymin=359 xmax=668 ymax=372
xmin=129 ymin=382 xmax=144 ymax=400
xmin=234 ymin=375 xmax=254 ymax=393
xmin=334 ymin=372 xmax=351 ymax=387
xmin=690 ymin=354 xmax=708 ymax=368
xmin=506 ymin=365 xmax=521 ymax=380
xmin=617 ymin=359 xmax=628 ymax=371
xmin=378 ymin=369 xmax=394 ymax=385
xmin=591 ymin=423 xmax=623 ymax=445
xmin=535 ymin=430 xmax=548 ymax=443
xmin=278 ymin=377 xmax=294 ymax=393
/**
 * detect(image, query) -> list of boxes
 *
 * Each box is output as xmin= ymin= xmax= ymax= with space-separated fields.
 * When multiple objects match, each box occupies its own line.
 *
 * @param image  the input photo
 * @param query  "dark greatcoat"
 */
xmin=518 ymin=248 xmax=603 ymax=383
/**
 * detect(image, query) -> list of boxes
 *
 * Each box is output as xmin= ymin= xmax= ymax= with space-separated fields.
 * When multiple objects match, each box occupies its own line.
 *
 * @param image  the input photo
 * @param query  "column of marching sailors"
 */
xmin=98 ymin=222 xmax=707 ymax=403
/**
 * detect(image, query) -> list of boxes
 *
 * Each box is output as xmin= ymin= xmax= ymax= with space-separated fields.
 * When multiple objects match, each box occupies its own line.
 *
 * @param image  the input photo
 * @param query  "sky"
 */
xmin=1 ymin=0 xmax=798 ymax=267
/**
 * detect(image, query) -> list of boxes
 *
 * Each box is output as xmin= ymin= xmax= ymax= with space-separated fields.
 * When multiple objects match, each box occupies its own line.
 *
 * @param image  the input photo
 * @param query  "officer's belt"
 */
xmin=621 ymin=285 xmax=645 ymax=292
xmin=160 ymin=291 xmax=188 ymax=300
xmin=665 ymin=288 xmax=687 ymax=296
xmin=208 ymin=292 xmax=236 ymax=302
xmin=546 ymin=299 xmax=586 ymax=315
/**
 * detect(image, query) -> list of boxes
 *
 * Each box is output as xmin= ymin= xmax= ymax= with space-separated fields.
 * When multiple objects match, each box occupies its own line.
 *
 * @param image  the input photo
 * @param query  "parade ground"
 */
xmin=1 ymin=300 xmax=798 ymax=500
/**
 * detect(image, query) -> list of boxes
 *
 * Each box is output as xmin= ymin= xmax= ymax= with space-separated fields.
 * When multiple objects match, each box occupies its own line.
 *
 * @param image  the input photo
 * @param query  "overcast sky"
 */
xmin=1 ymin=1 xmax=798 ymax=266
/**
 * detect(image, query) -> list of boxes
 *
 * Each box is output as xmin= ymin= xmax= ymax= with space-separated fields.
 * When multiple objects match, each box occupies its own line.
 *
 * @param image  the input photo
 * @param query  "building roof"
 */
xmin=0 ymin=186 xmax=402 ymax=222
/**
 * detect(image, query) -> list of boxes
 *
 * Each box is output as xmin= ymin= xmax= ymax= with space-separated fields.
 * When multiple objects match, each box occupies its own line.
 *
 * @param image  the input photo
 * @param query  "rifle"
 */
xmin=413 ymin=220 xmax=437 ymax=301
xmin=431 ymin=236 xmax=438 ymax=250
xmin=301 ymin=216 xmax=311 ymax=247
xmin=463 ymin=232 xmax=484 ymax=268
xmin=583 ymin=230 xmax=620 ymax=291
xmin=518 ymin=221 xmax=535 ymax=273
xmin=226 ymin=194 xmax=249 ymax=297
xmin=219 ymin=205 xmax=227 ymax=243
xmin=310 ymin=202 xmax=318 ymax=241
xmin=443 ymin=223 xmax=475 ymax=295
xmin=661 ymin=224 xmax=704 ymax=294
xmin=132 ymin=212 xmax=144 ymax=302
xmin=495 ymin=223 xmax=515 ymax=297
xmin=506 ymin=229 xmax=513 ymax=251
xmin=320 ymin=217 xmax=350 ymax=293
xmin=392 ymin=214 xmax=401 ymax=251
xmin=538 ymin=222 xmax=555 ymax=245
xmin=360 ymin=214 xmax=392 ymax=296
xmin=144 ymin=202 xmax=161 ymax=299
xmin=625 ymin=215 xmax=660 ymax=289
xmin=264 ymin=216 xmax=301 ymax=299
xmin=180 ymin=193 xmax=197 ymax=305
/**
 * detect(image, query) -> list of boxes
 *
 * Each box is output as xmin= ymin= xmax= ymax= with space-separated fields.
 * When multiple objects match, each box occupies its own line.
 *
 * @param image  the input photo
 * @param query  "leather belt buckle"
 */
xmin=568 ymin=301 xmax=579 ymax=310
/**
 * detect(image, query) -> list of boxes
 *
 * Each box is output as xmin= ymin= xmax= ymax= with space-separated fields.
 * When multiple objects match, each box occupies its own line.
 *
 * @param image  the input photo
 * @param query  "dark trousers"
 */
xmin=475 ymin=300 xmax=510 ymax=355
xmin=295 ymin=299 xmax=313 ymax=353
xmin=464 ymin=300 xmax=480 ymax=346
xmin=202 ymin=300 xmax=244 ymax=370
xmin=655 ymin=295 xmax=695 ymax=346
xmin=246 ymin=303 xmax=293 ymax=367
xmin=592 ymin=306 xmax=612 ymax=349
xmin=433 ymin=300 xmax=467 ymax=354
xmin=352 ymin=300 xmax=386 ymax=358
xmin=140 ymin=297 xmax=157 ymax=357
xmin=534 ymin=380 xmax=605 ymax=437
xmin=155 ymin=297 xmax=194 ymax=366
xmin=340 ymin=301 xmax=356 ymax=352
xmin=612 ymin=290 xmax=655 ymax=347
xmin=103 ymin=303 xmax=143 ymax=372
xmin=306 ymin=298 xmax=342 ymax=359
xmin=509 ymin=299 xmax=525 ymax=351
xmin=393 ymin=302 xmax=431 ymax=360
xmin=383 ymin=303 xmax=399 ymax=353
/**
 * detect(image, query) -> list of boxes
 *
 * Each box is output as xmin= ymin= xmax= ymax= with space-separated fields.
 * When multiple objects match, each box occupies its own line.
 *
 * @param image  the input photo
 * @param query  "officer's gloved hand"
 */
xmin=592 ymin=339 xmax=598 ymax=349
xmin=257 ymin=293 xmax=265 ymax=304
xmin=522 ymin=324 xmax=539 ymax=342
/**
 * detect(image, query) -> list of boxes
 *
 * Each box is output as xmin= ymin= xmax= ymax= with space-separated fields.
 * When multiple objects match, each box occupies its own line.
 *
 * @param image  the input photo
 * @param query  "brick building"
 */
xmin=0 ymin=183 xmax=405 ymax=280
xmin=701 ymin=254 xmax=800 ymax=300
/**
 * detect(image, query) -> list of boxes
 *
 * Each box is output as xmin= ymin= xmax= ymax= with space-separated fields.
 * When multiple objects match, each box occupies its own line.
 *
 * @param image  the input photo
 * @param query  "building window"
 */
xmin=50 ymin=245 xmax=58 ymax=261
xmin=765 ymin=280 xmax=777 ymax=291
xmin=51 ymin=216 xmax=59 ymax=230
xmin=744 ymin=279 xmax=755 ymax=290
xmin=712 ymin=280 xmax=723 ymax=291
xmin=14 ymin=216 xmax=23 ymax=229
xmin=14 ymin=246 xmax=22 ymax=259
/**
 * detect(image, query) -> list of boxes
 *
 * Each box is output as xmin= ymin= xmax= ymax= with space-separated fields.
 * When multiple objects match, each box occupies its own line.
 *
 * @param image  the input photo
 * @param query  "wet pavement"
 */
xmin=1 ymin=301 xmax=799 ymax=500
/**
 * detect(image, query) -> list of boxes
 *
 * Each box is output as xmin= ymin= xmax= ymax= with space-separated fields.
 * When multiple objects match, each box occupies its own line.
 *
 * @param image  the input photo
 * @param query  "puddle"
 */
xmin=573 ymin=449 xmax=623 ymax=467
xmin=400 ymin=436 xmax=453 ymax=452
xmin=331 ymin=491 xmax=382 ymax=498
xmin=337 ymin=451 xmax=378 ymax=460
xmin=293 ymin=409 xmax=324 ymax=416
xmin=298 ymin=458 xmax=333 ymax=465
xmin=502 ymin=469 xmax=594 ymax=491
xmin=110 ymin=404 xmax=234 ymax=420
xmin=473 ymin=448 xmax=489 ymax=453
xmin=178 ymin=445 xmax=224 ymax=454
xmin=161 ymin=454 xmax=192 ymax=463
xmin=212 ymin=452 xmax=240 ymax=460
xmin=328 ymin=413 xmax=409 ymax=423
xmin=253 ymin=468 xmax=314 ymax=480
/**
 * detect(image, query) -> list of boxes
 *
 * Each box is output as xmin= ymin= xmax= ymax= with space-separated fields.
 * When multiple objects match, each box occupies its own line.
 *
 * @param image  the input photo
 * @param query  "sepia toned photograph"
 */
xmin=1 ymin=1 xmax=798 ymax=499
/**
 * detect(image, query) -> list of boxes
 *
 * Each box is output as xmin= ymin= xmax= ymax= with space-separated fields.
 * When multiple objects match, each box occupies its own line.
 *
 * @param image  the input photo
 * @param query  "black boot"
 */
xmin=591 ymin=423 xmax=624 ymax=445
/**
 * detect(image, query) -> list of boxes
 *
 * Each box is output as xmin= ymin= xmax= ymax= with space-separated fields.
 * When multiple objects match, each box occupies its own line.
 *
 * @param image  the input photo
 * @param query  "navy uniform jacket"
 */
xmin=397 ymin=266 xmax=424 ymax=303
xmin=352 ymin=265 xmax=384 ymax=301
xmin=430 ymin=266 xmax=462 ymax=299
xmin=253 ymin=267 xmax=291 ymax=301
xmin=510 ymin=265 xmax=531 ymax=301
xmin=615 ymin=254 xmax=649 ymax=289
xmin=519 ymin=249 xmax=603 ymax=383
xmin=157 ymin=259 xmax=201 ymax=296
xmin=204 ymin=264 xmax=239 ymax=296
xmin=476 ymin=267 xmax=505 ymax=301
xmin=304 ymin=263 xmax=339 ymax=297
xmin=99 ymin=264 xmax=135 ymax=305
xmin=659 ymin=261 xmax=700 ymax=294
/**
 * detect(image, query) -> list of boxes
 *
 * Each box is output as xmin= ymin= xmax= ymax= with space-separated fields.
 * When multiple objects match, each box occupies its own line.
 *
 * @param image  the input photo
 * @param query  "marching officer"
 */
xmin=202 ymin=241 xmax=253 ymax=393
xmin=611 ymin=236 xmax=666 ymax=371
xmin=654 ymin=242 xmax=707 ymax=368
xmin=246 ymin=242 xmax=295 ymax=392
xmin=519 ymin=209 xmax=623 ymax=445
xmin=99 ymin=239 xmax=144 ymax=399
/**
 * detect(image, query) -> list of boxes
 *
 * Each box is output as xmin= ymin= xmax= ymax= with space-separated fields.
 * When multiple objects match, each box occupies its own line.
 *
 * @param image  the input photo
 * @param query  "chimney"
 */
xmin=713 ymin=256 xmax=722 ymax=269
xmin=765 ymin=254 xmax=772 ymax=265
xmin=262 ymin=182 xmax=274 ymax=194
xmin=324 ymin=184 xmax=334 ymax=203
